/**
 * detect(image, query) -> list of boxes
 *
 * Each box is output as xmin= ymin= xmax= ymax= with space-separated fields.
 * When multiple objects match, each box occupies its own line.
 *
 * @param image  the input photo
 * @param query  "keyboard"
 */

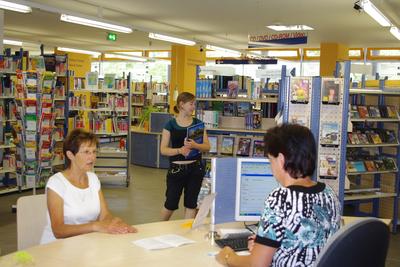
xmin=215 ymin=236 xmax=249 ymax=251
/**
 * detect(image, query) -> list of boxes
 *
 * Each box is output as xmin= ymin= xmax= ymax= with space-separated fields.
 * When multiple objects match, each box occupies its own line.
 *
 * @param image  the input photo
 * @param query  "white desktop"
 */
xmin=234 ymin=158 xmax=280 ymax=222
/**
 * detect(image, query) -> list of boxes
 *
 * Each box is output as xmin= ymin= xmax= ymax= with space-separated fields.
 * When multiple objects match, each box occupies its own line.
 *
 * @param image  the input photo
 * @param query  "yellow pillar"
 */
xmin=320 ymin=43 xmax=349 ymax=77
xmin=170 ymin=45 xmax=206 ymax=113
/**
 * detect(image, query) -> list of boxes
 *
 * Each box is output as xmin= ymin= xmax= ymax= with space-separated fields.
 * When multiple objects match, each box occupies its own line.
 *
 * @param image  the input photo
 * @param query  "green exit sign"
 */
xmin=107 ymin=33 xmax=117 ymax=41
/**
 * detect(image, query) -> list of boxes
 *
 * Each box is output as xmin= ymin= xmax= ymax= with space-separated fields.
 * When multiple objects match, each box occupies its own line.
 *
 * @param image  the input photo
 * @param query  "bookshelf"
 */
xmin=345 ymin=85 xmax=400 ymax=231
xmin=0 ymin=71 xmax=18 ymax=194
xmin=68 ymin=73 xmax=131 ymax=186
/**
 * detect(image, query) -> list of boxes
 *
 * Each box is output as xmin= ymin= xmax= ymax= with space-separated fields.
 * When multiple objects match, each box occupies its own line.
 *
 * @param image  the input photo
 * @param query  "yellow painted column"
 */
xmin=170 ymin=45 xmax=206 ymax=113
xmin=320 ymin=43 xmax=349 ymax=77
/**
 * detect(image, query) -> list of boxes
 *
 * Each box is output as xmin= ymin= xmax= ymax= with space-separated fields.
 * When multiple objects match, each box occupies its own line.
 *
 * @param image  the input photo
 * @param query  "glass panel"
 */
xmin=149 ymin=51 xmax=169 ymax=58
xmin=305 ymin=50 xmax=320 ymax=57
xmin=349 ymin=49 xmax=361 ymax=57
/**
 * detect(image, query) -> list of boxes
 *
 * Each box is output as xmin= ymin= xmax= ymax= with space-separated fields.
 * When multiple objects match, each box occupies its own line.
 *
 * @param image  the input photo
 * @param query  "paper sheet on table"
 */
xmin=132 ymin=234 xmax=195 ymax=250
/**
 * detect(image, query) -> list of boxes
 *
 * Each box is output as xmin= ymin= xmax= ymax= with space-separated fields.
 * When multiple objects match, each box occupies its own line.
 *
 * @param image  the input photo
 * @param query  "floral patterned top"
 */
xmin=255 ymin=182 xmax=341 ymax=267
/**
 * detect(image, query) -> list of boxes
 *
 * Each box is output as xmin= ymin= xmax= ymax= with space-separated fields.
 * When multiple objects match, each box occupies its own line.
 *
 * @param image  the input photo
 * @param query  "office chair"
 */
xmin=17 ymin=194 xmax=47 ymax=250
xmin=314 ymin=218 xmax=390 ymax=267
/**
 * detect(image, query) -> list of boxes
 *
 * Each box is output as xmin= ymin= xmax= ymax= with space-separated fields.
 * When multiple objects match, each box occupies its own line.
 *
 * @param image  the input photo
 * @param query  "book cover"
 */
xmin=319 ymin=155 xmax=338 ymax=178
xmin=370 ymin=133 xmax=382 ymax=144
xmin=357 ymin=132 xmax=369 ymax=144
xmin=347 ymin=161 xmax=357 ymax=173
xmin=220 ymin=136 xmax=235 ymax=155
xmin=236 ymin=137 xmax=251 ymax=157
xmin=290 ymin=78 xmax=310 ymax=104
xmin=382 ymin=130 xmax=397 ymax=143
xmin=237 ymin=102 xmax=251 ymax=117
xmin=383 ymin=158 xmax=397 ymax=171
xmin=208 ymin=135 xmax=218 ymax=154
xmin=357 ymin=106 xmax=369 ymax=118
xmin=290 ymin=115 xmax=308 ymax=127
xmin=350 ymin=105 xmax=360 ymax=119
xmin=30 ymin=56 xmax=45 ymax=71
xmin=85 ymin=72 xmax=98 ymax=90
xmin=364 ymin=160 xmax=377 ymax=172
xmin=321 ymin=80 xmax=340 ymax=104
xmin=223 ymin=102 xmax=236 ymax=116
xmin=186 ymin=122 xmax=205 ymax=159
xmin=252 ymin=139 xmax=265 ymax=157
xmin=368 ymin=105 xmax=381 ymax=118
xmin=353 ymin=161 xmax=366 ymax=172
xmin=227 ymin=80 xmax=238 ymax=98
xmin=374 ymin=160 xmax=386 ymax=171
xmin=252 ymin=112 xmax=262 ymax=129
xmin=104 ymin=74 xmax=116 ymax=89
xmin=320 ymin=122 xmax=339 ymax=146
xmin=379 ymin=105 xmax=388 ymax=118
xmin=386 ymin=106 xmax=398 ymax=118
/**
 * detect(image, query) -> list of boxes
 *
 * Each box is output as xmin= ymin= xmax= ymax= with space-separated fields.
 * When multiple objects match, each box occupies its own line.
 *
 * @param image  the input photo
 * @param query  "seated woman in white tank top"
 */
xmin=40 ymin=129 xmax=137 ymax=244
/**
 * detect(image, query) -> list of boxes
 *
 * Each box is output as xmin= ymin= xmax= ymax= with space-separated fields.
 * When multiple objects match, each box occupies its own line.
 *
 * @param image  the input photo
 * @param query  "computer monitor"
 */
xmin=235 ymin=158 xmax=280 ymax=222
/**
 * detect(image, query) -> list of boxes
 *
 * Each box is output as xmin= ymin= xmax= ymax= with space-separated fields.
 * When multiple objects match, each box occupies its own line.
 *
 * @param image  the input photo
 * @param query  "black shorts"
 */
xmin=164 ymin=160 xmax=205 ymax=210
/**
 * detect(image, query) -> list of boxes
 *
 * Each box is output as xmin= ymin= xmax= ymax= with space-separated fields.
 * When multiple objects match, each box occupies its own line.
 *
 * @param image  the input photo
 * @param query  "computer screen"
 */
xmin=235 ymin=158 xmax=280 ymax=222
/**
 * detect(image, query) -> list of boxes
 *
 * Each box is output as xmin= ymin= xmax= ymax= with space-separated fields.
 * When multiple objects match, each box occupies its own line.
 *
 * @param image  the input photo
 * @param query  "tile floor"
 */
xmin=0 ymin=164 xmax=399 ymax=266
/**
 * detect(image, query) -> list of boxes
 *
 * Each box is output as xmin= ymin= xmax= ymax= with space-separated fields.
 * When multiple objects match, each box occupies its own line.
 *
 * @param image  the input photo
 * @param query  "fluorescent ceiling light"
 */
xmin=266 ymin=25 xmax=314 ymax=31
xmin=0 ymin=0 xmax=31 ymax=13
xmin=390 ymin=27 xmax=400 ymax=40
xmin=360 ymin=0 xmax=391 ymax=27
xmin=3 ymin=39 xmax=23 ymax=46
xmin=60 ymin=14 xmax=132 ymax=33
xmin=148 ymin=33 xmax=196 ymax=46
xmin=57 ymin=47 xmax=101 ymax=57
xmin=206 ymin=45 xmax=242 ymax=56
xmin=104 ymin=53 xmax=147 ymax=62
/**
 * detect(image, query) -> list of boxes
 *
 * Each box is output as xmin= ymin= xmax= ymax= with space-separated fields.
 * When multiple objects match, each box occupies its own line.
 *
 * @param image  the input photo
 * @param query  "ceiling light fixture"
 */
xmin=206 ymin=45 xmax=242 ymax=56
xmin=0 ymin=0 xmax=31 ymax=13
xmin=359 ymin=0 xmax=391 ymax=27
xmin=3 ymin=39 xmax=23 ymax=46
xmin=60 ymin=14 xmax=133 ymax=33
xmin=390 ymin=26 xmax=400 ymax=40
xmin=104 ymin=53 xmax=147 ymax=62
xmin=148 ymin=33 xmax=196 ymax=46
xmin=266 ymin=25 xmax=314 ymax=31
xmin=57 ymin=47 xmax=101 ymax=57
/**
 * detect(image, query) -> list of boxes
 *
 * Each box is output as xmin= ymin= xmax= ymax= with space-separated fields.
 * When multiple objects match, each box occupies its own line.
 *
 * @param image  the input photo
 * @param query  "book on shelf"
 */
xmin=227 ymin=80 xmax=239 ymax=98
xmin=369 ymin=132 xmax=382 ymax=144
xmin=350 ymin=105 xmax=360 ymax=119
xmin=236 ymin=137 xmax=251 ymax=157
xmin=29 ymin=56 xmax=45 ymax=72
xmin=357 ymin=105 xmax=369 ymax=118
xmin=386 ymin=105 xmax=398 ymax=118
xmin=290 ymin=78 xmax=310 ymax=104
xmin=207 ymin=135 xmax=218 ymax=154
xmin=237 ymin=102 xmax=251 ymax=117
xmin=374 ymin=159 xmax=386 ymax=171
xmin=353 ymin=161 xmax=366 ymax=172
xmin=321 ymin=79 xmax=340 ymax=104
xmin=319 ymin=155 xmax=338 ymax=178
xmin=320 ymin=122 xmax=339 ymax=146
xmin=289 ymin=115 xmax=308 ymax=127
xmin=223 ymin=102 xmax=236 ymax=116
xmin=364 ymin=160 xmax=377 ymax=172
xmin=378 ymin=105 xmax=388 ymax=118
xmin=186 ymin=122 xmax=205 ymax=159
xmin=367 ymin=105 xmax=381 ymax=118
xmin=382 ymin=158 xmax=397 ymax=171
xmin=357 ymin=132 xmax=370 ymax=144
xmin=85 ymin=72 xmax=98 ymax=90
xmin=104 ymin=73 xmax=116 ymax=89
xmin=220 ymin=136 xmax=235 ymax=155
xmin=252 ymin=139 xmax=265 ymax=158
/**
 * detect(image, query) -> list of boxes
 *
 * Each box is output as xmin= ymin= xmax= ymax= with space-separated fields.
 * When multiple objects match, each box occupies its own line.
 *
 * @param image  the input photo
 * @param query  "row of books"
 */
xmin=87 ymin=114 xmax=129 ymax=134
xmin=347 ymin=129 xmax=397 ymax=145
xmin=196 ymin=110 xmax=219 ymax=129
xmin=350 ymin=105 xmax=398 ymax=119
xmin=206 ymin=135 xmax=265 ymax=157
xmin=223 ymin=102 xmax=252 ymax=117
xmin=347 ymin=157 xmax=398 ymax=173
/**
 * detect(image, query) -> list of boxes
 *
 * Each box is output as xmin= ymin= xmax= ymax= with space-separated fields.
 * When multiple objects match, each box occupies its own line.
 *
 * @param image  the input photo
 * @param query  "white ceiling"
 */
xmin=3 ymin=0 xmax=400 ymax=53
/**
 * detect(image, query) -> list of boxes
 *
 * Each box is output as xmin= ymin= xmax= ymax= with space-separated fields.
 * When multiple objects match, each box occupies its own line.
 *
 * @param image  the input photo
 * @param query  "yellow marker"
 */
xmin=181 ymin=220 xmax=194 ymax=228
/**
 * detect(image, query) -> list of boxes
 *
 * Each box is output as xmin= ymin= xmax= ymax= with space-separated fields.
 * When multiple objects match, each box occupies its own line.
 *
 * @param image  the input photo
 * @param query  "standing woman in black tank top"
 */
xmin=160 ymin=92 xmax=210 ymax=221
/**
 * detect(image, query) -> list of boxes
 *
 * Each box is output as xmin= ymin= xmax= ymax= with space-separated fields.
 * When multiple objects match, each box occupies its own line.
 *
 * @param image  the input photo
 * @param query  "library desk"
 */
xmin=0 ymin=217 xmax=391 ymax=267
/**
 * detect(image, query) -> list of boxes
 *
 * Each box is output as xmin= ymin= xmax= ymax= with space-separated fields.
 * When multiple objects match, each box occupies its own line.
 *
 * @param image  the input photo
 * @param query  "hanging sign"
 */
xmin=248 ymin=32 xmax=308 ymax=48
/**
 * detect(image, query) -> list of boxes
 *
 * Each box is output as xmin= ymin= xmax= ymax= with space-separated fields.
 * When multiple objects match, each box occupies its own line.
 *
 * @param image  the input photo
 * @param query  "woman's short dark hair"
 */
xmin=264 ymin=124 xmax=316 ymax=178
xmin=63 ymin=129 xmax=98 ymax=168
xmin=173 ymin=92 xmax=195 ymax=113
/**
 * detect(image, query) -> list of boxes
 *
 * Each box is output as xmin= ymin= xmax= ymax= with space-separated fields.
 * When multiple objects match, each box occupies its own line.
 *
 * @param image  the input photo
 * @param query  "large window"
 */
xmin=91 ymin=61 xmax=169 ymax=82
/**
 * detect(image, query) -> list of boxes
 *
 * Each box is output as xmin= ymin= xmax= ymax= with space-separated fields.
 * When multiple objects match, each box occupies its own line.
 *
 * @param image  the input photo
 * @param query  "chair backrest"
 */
xmin=314 ymin=218 xmax=390 ymax=267
xmin=17 ymin=194 xmax=47 ymax=250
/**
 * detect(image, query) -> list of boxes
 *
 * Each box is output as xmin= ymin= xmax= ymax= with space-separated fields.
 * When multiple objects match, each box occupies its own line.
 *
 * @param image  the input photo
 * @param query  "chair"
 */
xmin=314 ymin=218 xmax=390 ymax=267
xmin=17 ymin=194 xmax=47 ymax=250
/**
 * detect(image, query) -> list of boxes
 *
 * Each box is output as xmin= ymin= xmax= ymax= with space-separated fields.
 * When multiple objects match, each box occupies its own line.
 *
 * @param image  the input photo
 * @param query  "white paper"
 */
xmin=192 ymin=193 xmax=215 ymax=229
xmin=132 ymin=234 xmax=195 ymax=250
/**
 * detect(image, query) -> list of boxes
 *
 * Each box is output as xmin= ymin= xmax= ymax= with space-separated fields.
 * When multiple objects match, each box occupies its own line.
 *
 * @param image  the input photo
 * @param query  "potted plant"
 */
xmin=139 ymin=105 xmax=159 ymax=131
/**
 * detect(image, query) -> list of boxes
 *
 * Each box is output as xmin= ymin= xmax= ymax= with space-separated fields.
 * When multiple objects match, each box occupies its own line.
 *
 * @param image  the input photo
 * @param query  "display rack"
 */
xmin=345 ymin=79 xmax=400 ymax=231
xmin=67 ymin=72 xmax=131 ymax=186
